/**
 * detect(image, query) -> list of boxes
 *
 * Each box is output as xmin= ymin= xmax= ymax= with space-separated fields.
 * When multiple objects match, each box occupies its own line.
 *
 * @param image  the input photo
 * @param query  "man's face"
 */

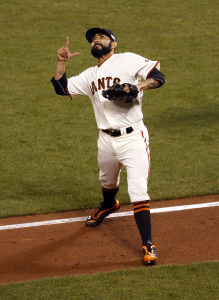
xmin=91 ymin=33 xmax=113 ymax=58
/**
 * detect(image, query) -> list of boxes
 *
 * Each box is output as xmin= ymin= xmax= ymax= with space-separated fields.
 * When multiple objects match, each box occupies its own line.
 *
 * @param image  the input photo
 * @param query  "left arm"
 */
xmin=136 ymin=78 xmax=160 ymax=91
xmin=136 ymin=68 xmax=165 ymax=91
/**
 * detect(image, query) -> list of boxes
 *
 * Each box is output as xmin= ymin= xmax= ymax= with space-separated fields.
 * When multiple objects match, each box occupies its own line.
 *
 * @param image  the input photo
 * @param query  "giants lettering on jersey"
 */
xmin=90 ymin=77 xmax=121 ymax=96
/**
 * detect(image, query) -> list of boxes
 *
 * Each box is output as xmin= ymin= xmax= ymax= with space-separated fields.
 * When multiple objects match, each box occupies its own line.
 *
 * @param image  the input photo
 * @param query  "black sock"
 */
xmin=102 ymin=187 xmax=119 ymax=208
xmin=134 ymin=201 xmax=152 ymax=246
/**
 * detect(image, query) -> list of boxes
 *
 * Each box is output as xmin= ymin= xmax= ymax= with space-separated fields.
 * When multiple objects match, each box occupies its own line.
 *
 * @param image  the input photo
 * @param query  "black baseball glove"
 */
xmin=102 ymin=83 xmax=139 ymax=103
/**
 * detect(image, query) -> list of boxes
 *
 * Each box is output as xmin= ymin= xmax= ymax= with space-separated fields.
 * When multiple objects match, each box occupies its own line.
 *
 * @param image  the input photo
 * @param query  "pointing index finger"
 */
xmin=65 ymin=37 xmax=69 ymax=48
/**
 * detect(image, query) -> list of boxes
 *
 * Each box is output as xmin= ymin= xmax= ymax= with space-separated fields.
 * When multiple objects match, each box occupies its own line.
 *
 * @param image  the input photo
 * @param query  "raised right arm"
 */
xmin=51 ymin=37 xmax=80 ymax=95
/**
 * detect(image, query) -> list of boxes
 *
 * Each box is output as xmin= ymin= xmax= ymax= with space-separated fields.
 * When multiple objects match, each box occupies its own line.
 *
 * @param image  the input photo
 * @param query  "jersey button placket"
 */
xmin=97 ymin=68 xmax=103 ymax=102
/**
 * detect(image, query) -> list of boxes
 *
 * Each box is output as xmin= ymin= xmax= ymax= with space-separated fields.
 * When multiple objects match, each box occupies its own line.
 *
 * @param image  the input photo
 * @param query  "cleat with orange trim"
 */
xmin=85 ymin=200 xmax=120 ymax=227
xmin=142 ymin=243 xmax=158 ymax=265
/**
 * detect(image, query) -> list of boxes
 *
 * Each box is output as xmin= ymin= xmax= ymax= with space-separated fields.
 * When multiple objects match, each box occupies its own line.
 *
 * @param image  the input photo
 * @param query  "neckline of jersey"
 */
xmin=98 ymin=54 xmax=114 ymax=68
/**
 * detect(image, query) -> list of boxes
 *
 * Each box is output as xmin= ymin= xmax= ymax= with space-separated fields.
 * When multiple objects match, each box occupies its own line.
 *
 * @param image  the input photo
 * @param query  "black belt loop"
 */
xmin=102 ymin=127 xmax=133 ymax=137
xmin=126 ymin=127 xmax=133 ymax=134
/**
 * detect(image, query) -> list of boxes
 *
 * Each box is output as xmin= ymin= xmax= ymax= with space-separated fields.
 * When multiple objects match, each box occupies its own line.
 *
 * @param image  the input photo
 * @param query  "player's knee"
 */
xmin=128 ymin=182 xmax=150 ymax=203
xmin=99 ymin=177 xmax=120 ymax=190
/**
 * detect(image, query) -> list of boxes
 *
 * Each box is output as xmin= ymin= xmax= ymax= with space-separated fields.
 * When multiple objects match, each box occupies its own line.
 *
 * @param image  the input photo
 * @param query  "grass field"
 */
xmin=0 ymin=262 xmax=218 ymax=300
xmin=0 ymin=0 xmax=218 ymax=297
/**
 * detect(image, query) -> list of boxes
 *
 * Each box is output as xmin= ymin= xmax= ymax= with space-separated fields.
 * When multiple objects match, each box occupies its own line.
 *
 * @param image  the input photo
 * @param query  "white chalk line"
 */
xmin=0 ymin=201 xmax=218 ymax=231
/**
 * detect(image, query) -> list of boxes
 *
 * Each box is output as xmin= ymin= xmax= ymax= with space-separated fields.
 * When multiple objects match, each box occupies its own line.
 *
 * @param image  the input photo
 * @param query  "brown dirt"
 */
xmin=0 ymin=194 xmax=218 ymax=284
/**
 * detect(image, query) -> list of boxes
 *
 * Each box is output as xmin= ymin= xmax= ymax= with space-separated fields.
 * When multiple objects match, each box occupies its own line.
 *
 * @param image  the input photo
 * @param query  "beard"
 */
xmin=91 ymin=41 xmax=112 ymax=58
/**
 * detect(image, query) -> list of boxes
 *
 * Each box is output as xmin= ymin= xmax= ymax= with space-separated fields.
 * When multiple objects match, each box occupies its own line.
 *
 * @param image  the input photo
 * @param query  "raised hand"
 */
xmin=57 ymin=37 xmax=80 ymax=61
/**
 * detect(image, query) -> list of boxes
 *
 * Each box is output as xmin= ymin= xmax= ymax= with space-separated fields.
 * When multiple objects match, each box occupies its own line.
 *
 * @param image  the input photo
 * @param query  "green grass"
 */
xmin=0 ymin=262 xmax=218 ymax=299
xmin=0 ymin=0 xmax=218 ymax=217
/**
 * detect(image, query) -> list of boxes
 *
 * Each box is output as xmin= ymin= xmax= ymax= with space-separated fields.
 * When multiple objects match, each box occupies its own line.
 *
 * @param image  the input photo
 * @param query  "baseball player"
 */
xmin=51 ymin=28 xmax=165 ymax=265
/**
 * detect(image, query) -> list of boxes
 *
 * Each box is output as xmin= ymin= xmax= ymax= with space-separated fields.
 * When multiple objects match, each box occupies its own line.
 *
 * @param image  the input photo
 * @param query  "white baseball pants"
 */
xmin=98 ymin=124 xmax=151 ymax=203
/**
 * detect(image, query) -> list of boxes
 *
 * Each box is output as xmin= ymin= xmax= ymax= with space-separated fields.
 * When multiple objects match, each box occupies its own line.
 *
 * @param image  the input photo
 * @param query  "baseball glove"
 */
xmin=102 ymin=83 xmax=139 ymax=103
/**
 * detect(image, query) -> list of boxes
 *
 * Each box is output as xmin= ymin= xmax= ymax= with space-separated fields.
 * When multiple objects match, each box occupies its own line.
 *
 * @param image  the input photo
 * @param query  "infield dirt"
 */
xmin=0 ymin=194 xmax=218 ymax=284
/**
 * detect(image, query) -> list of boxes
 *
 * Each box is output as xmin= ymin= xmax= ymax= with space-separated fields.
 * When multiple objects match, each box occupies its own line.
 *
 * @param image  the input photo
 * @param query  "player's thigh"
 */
xmin=98 ymin=132 xmax=122 ymax=188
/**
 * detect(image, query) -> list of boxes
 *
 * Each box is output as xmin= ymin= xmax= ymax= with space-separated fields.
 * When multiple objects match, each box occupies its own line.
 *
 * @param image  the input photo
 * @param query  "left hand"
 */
xmin=102 ymin=83 xmax=139 ymax=103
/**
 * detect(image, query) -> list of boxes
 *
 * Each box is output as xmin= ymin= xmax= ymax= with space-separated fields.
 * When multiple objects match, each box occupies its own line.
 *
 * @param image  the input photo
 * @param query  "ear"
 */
xmin=111 ymin=41 xmax=117 ymax=50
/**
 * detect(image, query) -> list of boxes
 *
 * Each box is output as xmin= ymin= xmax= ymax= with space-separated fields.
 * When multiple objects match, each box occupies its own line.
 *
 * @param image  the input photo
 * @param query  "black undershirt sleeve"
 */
xmin=51 ymin=73 xmax=68 ymax=96
xmin=147 ymin=68 xmax=165 ymax=87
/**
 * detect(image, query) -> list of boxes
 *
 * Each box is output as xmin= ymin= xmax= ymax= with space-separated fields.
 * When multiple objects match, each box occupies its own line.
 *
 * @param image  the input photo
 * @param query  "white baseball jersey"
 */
xmin=67 ymin=52 xmax=160 ymax=130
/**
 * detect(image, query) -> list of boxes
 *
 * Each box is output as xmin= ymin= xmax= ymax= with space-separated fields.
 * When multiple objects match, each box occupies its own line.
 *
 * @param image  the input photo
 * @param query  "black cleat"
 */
xmin=85 ymin=200 xmax=120 ymax=227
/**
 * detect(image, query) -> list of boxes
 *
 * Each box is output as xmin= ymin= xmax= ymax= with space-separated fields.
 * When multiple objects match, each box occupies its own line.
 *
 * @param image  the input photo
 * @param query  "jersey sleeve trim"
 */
xmin=146 ymin=61 xmax=159 ymax=79
xmin=66 ymin=86 xmax=73 ymax=99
